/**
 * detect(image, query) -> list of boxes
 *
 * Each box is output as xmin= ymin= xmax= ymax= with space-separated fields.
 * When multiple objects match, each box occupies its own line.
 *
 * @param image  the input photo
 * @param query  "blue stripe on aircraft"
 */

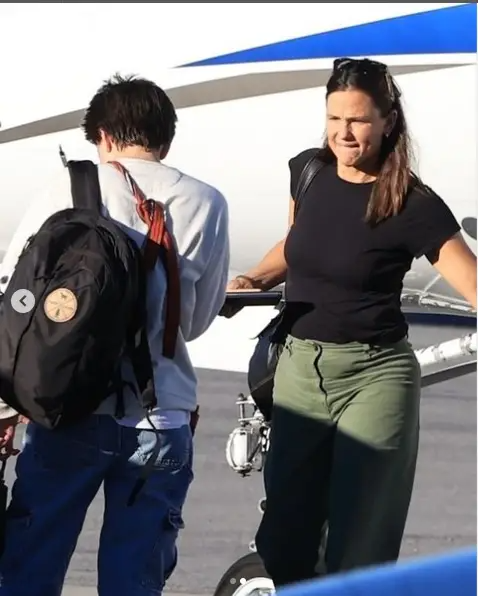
xmin=183 ymin=3 xmax=476 ymax=67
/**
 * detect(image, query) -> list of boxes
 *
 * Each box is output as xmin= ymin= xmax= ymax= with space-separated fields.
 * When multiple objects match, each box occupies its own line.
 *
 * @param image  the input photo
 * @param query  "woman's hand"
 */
xmin=227 ymin=275 xmax=257 ymax=291
xmin=220 ymin=275 xmax=261 ymax=318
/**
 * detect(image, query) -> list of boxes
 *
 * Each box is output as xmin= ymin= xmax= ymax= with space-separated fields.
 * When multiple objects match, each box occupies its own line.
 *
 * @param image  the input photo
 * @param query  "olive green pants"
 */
xmin=255 ymin=335 xmax=421 ymax=587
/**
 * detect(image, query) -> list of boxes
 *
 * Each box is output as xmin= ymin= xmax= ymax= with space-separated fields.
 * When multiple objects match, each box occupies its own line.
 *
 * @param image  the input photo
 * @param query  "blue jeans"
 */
xmin=0 ymin=415 xmax=193 ymax=596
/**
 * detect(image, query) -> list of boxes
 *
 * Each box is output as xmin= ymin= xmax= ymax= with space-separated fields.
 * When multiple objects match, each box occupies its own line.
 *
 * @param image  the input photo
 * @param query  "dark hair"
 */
xmin=320 ymin=57 xmax=426 ymax=224
xmin=82 ymin=73 xmax=177 ymax=152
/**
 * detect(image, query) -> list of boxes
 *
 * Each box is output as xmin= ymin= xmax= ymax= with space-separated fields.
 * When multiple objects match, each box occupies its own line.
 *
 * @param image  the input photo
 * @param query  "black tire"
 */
xmin=213 ymin=552 xmax=273 ymax=596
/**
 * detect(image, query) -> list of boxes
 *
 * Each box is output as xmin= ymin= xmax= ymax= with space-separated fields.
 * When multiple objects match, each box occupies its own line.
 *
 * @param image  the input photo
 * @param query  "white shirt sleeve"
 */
xmin=180 ymin=193 xmax=230 ymax=343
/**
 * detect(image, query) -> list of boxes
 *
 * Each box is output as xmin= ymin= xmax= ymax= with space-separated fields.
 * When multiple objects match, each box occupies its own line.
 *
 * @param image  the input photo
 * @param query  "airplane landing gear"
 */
xmin=213 ymin=552 xmax=274 ymax=596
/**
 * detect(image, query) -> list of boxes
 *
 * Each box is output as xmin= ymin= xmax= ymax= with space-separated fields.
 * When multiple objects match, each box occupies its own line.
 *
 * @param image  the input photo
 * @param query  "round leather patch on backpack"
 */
xmin=44 ymin=288 xmax=78 ymax=323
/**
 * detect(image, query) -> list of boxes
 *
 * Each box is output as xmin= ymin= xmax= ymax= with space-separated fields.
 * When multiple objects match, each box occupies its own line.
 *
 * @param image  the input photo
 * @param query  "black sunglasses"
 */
xmin=332 ymin=57 xmax=399 ymax=101
xmin=333 ymin=57 xmax=388 ymax=74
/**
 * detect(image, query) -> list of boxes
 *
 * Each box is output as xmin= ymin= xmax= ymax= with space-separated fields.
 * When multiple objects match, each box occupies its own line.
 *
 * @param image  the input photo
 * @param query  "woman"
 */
xmin=226 ymin=58 xmax=477 ymax=587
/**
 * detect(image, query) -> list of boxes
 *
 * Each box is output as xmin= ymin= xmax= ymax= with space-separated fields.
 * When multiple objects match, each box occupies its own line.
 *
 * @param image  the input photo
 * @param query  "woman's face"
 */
xmin=326 ymin=88 xmax=394 ymax=169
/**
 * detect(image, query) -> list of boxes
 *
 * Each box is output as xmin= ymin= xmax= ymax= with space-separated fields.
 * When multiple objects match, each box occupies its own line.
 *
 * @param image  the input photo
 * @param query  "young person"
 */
xmin=0 ymin=74 xmax=229 ymax=595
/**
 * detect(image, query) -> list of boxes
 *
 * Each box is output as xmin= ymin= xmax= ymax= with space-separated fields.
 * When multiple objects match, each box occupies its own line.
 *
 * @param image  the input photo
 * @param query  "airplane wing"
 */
xmin=0 ymin=63 xmax=461 ymax=145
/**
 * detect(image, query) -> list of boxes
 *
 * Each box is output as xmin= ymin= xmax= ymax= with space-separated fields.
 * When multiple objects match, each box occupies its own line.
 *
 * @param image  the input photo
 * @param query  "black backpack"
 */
xmin=0 ymin=159 xmax=180 ymax=431
xmin=247 ymin=153 xmax=324 ymax=421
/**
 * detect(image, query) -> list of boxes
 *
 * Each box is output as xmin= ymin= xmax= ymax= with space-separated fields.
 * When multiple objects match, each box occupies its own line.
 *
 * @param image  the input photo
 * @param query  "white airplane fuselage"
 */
xmin=0 ymin=3 xmax=475 ymax=373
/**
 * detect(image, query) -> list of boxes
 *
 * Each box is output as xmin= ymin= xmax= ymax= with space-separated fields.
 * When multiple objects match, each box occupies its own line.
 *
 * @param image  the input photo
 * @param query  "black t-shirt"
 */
xmin=284 ymin=149 xmax=461 ymax=344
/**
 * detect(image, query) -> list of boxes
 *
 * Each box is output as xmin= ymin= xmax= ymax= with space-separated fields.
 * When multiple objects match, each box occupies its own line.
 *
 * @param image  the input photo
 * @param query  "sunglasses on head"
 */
xmin=333 ymin=57 xmax=388 ymax=74
xmin=332 ymin=57 xmax=400 ymax=102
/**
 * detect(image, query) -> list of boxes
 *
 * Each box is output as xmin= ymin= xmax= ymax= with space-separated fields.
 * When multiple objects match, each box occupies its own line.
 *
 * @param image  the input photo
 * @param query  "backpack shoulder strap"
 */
xmin=67 ymin=160 xmax=102 ymax=214
xmin=294 ymin=154 xmax=325 ymax=218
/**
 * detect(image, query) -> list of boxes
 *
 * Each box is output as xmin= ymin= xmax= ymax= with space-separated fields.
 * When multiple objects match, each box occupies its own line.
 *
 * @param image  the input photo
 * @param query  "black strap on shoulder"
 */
xmin=294 ymin=154 xmax=325 ymax=218
xmin=284 ymin=154 xmax=325 ymax=302
xmin=67 ymin=160 xmax=102 ymax=214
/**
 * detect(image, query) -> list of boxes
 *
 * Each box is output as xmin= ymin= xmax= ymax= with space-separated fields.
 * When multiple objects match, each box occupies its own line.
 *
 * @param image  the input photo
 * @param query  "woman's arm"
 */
xmin=431 ymin=232 xmax=477 ymax=309
xmin=220 ymin=198 xmax=295 ymax=317
xmin=237 ymin=239 xmax=287 ymax=291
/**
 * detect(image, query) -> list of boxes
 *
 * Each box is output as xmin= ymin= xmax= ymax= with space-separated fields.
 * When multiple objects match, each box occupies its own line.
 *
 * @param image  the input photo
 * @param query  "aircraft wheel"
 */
xmin=213 ymin=552 xmax=274 ymax=596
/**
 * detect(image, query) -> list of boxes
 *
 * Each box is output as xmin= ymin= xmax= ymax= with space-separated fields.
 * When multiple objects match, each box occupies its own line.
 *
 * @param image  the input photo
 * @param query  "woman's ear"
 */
xmin=384 ymin=109 xmax=397 ymax=137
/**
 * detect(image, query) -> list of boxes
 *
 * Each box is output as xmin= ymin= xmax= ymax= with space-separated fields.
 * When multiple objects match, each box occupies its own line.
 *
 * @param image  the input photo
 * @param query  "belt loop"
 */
xmin=366 ymin=343 xmax=377 ymax=357
xmin=285 ymin=336 xmax=293 ymax=356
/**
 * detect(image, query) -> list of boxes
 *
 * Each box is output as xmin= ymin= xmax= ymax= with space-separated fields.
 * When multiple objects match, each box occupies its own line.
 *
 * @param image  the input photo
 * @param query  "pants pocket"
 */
xmin=140 ymin=506 xmax=186 ymax=591
xmin=129 ymin=425 xmax=192 ymax=473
